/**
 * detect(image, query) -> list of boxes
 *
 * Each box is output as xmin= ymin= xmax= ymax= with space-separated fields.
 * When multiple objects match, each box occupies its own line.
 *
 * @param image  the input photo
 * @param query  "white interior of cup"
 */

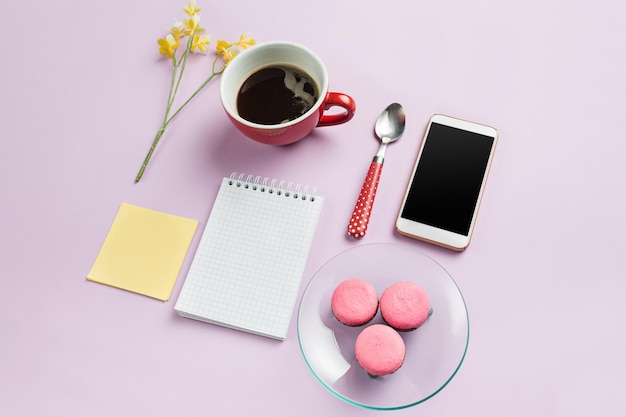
xmin=220 ymin=41 xmax=329 ymax=128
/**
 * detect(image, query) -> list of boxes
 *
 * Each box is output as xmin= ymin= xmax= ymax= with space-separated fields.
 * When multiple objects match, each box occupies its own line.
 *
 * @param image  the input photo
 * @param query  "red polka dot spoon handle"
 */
xmin=348 ymin=161 xmax=383 ymax=238
xmin=347 ymin=103 xmax=406 ymax=239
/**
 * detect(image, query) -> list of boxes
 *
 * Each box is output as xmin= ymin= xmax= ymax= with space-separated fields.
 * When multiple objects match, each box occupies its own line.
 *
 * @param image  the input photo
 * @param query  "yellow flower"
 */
xmin=191 ymin=34 xmax=210 ymax=53
xmin=216 ymin=34 xmax=255 ymax=64
xmin=234 ymin=33 xmax=255 ymax=49
xmin=183 ymin=0 xmax=201 ymax=16
xmin=157 ymin=34 xmax=179 ymax=59
xmin=183 ymin=15 xmax=203 ymax=36
xmin=215 ymin=39 xmax=235 ymax=64
xmin=170 ymin=21 xmax=185 ymax=42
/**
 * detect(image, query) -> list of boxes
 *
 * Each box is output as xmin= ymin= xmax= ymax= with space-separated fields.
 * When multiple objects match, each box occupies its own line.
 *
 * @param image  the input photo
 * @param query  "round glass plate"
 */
xmin=297 ymin=243 xmax=469 ymax=410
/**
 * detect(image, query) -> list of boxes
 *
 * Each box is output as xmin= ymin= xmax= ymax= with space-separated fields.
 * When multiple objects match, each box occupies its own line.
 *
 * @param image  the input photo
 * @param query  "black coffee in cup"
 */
xmin=236 ymin=65 xmax=319 ymax=125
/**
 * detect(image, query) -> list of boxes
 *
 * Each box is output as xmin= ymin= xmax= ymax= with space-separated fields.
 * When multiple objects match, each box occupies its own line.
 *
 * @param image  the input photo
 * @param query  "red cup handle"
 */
xmin=347 ymin=161 xmax=382 ymax=238
xmin=318 ymin=92 xmax=356 ymax=127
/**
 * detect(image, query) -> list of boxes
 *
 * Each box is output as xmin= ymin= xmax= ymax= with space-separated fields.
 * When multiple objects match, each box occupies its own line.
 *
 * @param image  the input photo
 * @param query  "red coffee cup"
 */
xmin=219 ymin=41 xmax=356 ymax=145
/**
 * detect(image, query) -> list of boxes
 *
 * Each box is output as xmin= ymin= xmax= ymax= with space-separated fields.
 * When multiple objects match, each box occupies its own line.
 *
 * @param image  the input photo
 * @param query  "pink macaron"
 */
xmin=331 ymin=279 xmax=379 ymax=326
xmin=355 ymin=324 xmax=406 ymax=377
xmin=380 ymin=281 xmax=431 ymax=331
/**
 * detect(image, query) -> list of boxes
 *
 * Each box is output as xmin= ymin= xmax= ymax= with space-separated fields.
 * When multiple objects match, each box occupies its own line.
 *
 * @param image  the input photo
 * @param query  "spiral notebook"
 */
xmin=174 ymin=173 xmax=324 ymax=340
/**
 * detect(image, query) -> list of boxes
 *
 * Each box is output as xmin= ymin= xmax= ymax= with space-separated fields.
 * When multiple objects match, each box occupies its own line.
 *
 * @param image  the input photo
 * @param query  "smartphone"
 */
xmin=396 ymin=114 xmax=498 ymax=251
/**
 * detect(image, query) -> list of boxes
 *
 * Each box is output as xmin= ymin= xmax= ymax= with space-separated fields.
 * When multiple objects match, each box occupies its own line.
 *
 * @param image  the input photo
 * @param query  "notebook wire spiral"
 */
xmin=229 ymin=172 xmax=319 ymax=202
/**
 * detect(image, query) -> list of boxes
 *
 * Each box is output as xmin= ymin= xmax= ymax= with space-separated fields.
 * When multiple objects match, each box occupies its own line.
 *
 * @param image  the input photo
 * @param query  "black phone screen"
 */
xmin=400 ymin=122 xmax=495 ymax=236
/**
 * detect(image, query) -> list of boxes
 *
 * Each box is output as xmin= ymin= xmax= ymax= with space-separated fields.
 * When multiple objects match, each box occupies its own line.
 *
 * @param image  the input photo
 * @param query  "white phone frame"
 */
xmin=395 ymin=114 xmax=498 ymax=251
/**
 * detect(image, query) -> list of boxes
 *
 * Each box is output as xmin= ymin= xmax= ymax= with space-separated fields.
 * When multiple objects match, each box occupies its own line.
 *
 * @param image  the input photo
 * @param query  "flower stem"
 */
xmin=134 ymin=54 xmax=225 ymax=182
xmin=169 ymin=29 xmax=195 ymax=111
xmin=135 ymin=126 xmax=165 ymax=182
xmin=164 ymin=56 xmax=179 ymax=122
xmin=164 ymin=57 xmax=222 ymax=125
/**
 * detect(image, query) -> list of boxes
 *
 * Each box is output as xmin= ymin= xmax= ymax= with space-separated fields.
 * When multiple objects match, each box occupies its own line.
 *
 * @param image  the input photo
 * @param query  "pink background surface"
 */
xmin=2 ymin=0 xmax=625 ymax=415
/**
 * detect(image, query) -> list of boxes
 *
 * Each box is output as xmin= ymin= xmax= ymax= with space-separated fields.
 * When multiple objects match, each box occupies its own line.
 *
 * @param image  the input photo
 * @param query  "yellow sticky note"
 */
xmin=87 ymin=203 xmax=198 ymax=301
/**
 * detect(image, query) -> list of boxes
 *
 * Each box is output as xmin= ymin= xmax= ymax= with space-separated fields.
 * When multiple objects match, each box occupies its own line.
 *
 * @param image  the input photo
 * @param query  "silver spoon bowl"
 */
xmin=373 ymin=103 xmax=406 ymax=164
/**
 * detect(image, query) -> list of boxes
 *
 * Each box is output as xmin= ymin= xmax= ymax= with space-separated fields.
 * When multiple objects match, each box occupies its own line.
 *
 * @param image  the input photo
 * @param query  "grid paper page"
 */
xmin=175 ymin=176 xmax=324 ymax=340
